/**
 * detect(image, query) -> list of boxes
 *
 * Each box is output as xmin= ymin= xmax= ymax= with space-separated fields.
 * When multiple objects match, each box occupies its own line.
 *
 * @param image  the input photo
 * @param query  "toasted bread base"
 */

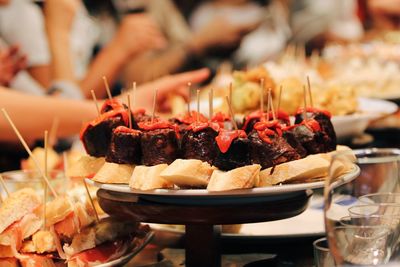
xmin=207 ymin=164 xmax=261 ymax=191
xmin=93 ymin=162 xmax=134 ymax=184
xmin=130 ymin=164 xmax=174 ymax=191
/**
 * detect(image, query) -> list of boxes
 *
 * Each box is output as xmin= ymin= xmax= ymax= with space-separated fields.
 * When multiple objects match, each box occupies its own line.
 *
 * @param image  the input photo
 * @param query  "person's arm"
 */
xmin=80 ymin=14 xmax=166 ymax=99
xmin=0 ymin=87 xmax=97 ymax=143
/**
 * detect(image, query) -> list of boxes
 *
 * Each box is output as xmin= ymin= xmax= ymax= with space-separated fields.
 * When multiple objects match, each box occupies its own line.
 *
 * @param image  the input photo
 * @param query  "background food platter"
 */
xmin=190 ymin=97 xmax=398 ymax=139
xmin=86 ymin=165 xmax=359 ymax=205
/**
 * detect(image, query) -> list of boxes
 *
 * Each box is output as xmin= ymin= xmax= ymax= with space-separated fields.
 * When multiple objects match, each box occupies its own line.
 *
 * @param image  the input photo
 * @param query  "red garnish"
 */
xmin=100 ymin=99 xmax=124 ymax=114
xmin=175 ymin=111 xmax=208 ymax=125
xmin=211 ymin=112 xmax=230 ymax=122
xmin=296 ymin=107 xmax=331 ymax=118
xmin=113 ymin=126 xmax=141 ymax=135
xmin=138 ymin=118 xmax=180 ymax=138
xmin=186 ymin=121 xmax=220 ymax=133
xmin=254 ymin=120 xmax=281 ymax=143
xmin=133 ymin=108 xmax=146 ymax=115
xmin=302 ymin=119 xmax=321 ymax=132
xmin=215 ymin=129 xmax=247 ymax=153
xmin=79 ymin=109 xmax=129 ymax=140
xmin=242 ymin=110 xmax=264 ymax=130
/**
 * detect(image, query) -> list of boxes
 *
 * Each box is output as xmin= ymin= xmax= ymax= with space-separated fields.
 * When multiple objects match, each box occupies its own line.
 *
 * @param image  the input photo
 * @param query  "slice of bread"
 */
xmin=0 ymin=188 xmax=41 ymax=234
xmin=93 ymin=162 xmax=134 ymax=184
xmin=67 ymin=155 xmax=105 ymax=178
xmin=32 ymin=230 xmax=57 ymax=253
xmin=258 ymin=154 xmax=330 ymax=186
xmin=45 ymin=197 xmax=74 ymax=227
xmin=130 ymin=164 xmax=173 ymax=191
xmin=207 ymin=164 xmax=261 ymax=192
xmin=160 ymin=159 xmax=215 ymax=188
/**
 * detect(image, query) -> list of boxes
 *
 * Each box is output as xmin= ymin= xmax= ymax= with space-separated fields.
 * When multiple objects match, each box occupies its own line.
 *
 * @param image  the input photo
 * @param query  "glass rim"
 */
xmin=340 ymin=215 xmax=400 ymax=227
xmin=348 ymin=203 xmax=400 ymax=216
xmin=313 ymin=237 xmax=330 ymax=252
xmin=331 ymin=148 xmax=400 ymax=164
xmin=359 ymin=192 xmax=400 ymax=202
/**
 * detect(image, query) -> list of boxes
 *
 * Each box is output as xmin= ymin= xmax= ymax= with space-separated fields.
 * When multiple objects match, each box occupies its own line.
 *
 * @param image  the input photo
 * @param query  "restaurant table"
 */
xmin=98 ymin=189 xmax=312 ymax=267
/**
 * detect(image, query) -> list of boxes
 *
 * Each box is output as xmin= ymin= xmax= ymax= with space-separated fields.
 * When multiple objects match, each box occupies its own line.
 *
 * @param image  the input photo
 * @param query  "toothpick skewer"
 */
xmin=102 ymin=76 xmax=112 ymax=100
xmin=306 ymin=76 xmax=314 ymax=107
xmin=83 ymin=179 xmax=99 ymax=222
xmin=266 ymin=91 xmax=271 ymax=121
xmin=225 ymin=96 xmax=238 ymax=130
xmin=90 ymin=90 xmax=100 ymax=116
xmin=260 ymin=79 xmax=265 ymax=114
xmin=268 ymin=89 xmax=276 ymax=120
xmin=1 ymin=109 xmax=58 ymax=197
xmin=303 ymin=85 xmax=308 ymax=120
xmin=277 ymin=86 xmax=283 ymax=112
xmin=209 ymin=88 xmax=213 ymax=119
xmin=187 ymin=82 xmax=191 ymax=115
xmin=151 ymin=89 xmax=158 ymax=124
xmin=196 ymin=90 xmax=200 ymax=123
xmin=229 ymin=83 xmax=233 ymax=111
xmin=0 ymin=173 xmax=9 ymax=197
xmin=43 ymin=130 xmax=48 ymax=230
xmin=127 ymin=94 xmax=132 ymax=129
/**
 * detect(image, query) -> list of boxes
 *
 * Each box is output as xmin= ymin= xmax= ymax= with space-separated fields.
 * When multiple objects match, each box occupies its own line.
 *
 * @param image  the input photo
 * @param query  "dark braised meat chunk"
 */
xmin=141 ymin=128 xmax=179 ymax=166
xmin=282 ymin=131 xmax=307 ymax=158
xmin=249 ymin=131 xmax=301 ymax=170
xmin=214 ymin=137 xmax=251 ymax=171
xmin=106 ymin=126 xmax=142 ymax=164
xmin=81 ymin=117 xmax=126 ymax=157
xmin=289 ymin=124 xmax=329 ymax=154
xmin=295 ymin=109 xmax=336 ymax=152
xmin=181 ymin=127 xmax=218 ymax=165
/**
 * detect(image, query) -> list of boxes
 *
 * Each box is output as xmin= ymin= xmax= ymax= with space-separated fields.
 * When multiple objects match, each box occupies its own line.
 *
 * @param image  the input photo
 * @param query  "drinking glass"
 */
xmin=324 ymin=148 xmax=400 ymax=266
xmin=314 ymin=237 xmax=335 ymax=267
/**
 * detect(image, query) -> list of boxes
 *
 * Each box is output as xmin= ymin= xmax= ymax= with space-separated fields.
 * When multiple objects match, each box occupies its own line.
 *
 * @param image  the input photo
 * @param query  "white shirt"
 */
xmin=0 ymin=0 xmax=50 ymax=67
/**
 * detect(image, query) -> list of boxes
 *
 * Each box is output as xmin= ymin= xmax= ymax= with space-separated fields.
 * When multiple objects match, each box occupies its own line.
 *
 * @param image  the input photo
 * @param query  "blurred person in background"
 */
xmin=0 ymin=0 xmax=51 ymax=94
xmin=114 ymin=0 xmax=285 ymax=84
xmin=289 ymin=0 xmax=364 ymax=52
xmin=0 ymin=45 xmax=26 ymax=86
xmin=45 ymin=0 xmax=167 ymax=99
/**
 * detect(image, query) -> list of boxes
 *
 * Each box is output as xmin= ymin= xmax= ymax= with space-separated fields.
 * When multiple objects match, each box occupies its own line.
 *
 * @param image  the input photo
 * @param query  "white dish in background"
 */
xmin=190 ymin=97 xmax=398 ymax=139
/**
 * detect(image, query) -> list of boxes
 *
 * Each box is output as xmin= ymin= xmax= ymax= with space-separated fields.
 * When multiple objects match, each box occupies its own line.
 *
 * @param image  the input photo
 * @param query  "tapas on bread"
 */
xmin=0 ymin=188 xmax=152 ymax=267
xmin=74 ymin=87 xmax=356 ymax=193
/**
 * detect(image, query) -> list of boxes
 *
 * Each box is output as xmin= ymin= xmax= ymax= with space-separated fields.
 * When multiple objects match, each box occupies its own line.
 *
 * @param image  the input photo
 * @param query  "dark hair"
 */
xmin=83 ymin=0 xmax=118 ymax=18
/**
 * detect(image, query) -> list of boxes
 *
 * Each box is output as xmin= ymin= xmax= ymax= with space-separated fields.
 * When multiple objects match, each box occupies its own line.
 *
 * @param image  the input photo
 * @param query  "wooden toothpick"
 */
xmin=43 ymin=130 xmax=48 ymax=230
xmin=306 ymin=76 xmax=314 ymax=107
xmin=0 ymin=173 xmax=9 ymax=197
xmin=225 ymin=96 xmax=238 ymax=130
xmin=196 ymin=89 xmax=200 ymax=123
xmin=1 ymin=109 xmax=58 ymax=197
xmin=151 ymin=89 xmax=158 ymax=124
xmin=277 ymin=86 xmax=283 ymax=112
xmin=187 ymin=82 xmax=191 ymax=115
xmin=127 ymin=94 xmax=132 ymax=129
xmin=303 ymin=85 xmax=308 ymax=120
xmin=209 ymin=88 xmax=214 ymax=119
xmin=268 ymin=89 xmax=276 ymax=120
xmin=260 ymin=79 xmax=265 ymax=114
xmin=102 ymin=76 xmax=112 ymax=100
xmin=83 ymin=179 xmax=99 ymax=222
xmin=90 ymin=90 xmax=100 ymax=116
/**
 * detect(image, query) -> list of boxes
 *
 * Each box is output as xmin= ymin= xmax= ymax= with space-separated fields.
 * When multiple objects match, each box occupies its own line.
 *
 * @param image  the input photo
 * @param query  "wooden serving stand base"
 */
xmin=98 ymin=189 xmax=312 ymax=267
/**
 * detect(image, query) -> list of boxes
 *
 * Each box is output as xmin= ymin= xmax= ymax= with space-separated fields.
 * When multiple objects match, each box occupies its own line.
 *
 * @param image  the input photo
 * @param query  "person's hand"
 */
xmin=0 ymin=46 xmax=27 ymax=86
xmin=44 ymin=0 xmax=80 ymax=35
xmin=112 ymin=14 xmax=167 ymax=58
xmin=188 ymin=17 xmax=260 ymax=55
xmin=126 ymin=68 xmax=210 ymax=112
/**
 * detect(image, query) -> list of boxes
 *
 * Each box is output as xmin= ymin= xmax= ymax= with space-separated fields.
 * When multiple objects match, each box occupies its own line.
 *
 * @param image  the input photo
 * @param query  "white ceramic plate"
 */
xmin=86 ymin=165 xmax=359 ymax=205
